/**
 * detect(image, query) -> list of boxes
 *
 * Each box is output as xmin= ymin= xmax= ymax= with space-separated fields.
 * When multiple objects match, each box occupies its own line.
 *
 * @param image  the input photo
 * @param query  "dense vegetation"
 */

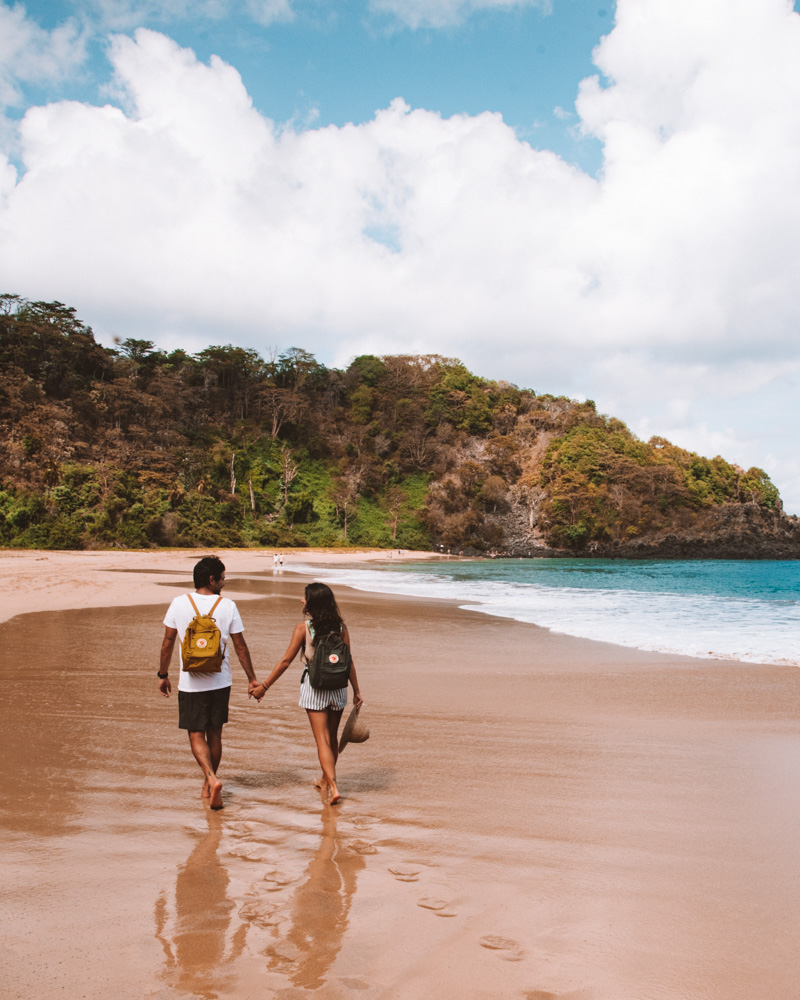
xmin=0 ymin=294 xmax=786 ymax=553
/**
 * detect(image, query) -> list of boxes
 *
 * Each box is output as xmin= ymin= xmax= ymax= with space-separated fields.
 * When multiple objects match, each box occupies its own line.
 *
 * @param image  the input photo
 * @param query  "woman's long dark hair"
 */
xmin=303 ymin=582 xmax=344 ymax=639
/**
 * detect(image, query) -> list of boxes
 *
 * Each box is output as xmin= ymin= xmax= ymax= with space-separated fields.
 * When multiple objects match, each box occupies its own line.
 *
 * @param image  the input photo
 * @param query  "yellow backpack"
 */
xmin=181 ymin=594 xmax=224 ymax=673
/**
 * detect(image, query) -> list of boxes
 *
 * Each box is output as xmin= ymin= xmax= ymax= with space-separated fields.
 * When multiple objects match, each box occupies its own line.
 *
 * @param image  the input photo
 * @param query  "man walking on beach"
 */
xmin=157 ymin=556 xmax=260 ymax=809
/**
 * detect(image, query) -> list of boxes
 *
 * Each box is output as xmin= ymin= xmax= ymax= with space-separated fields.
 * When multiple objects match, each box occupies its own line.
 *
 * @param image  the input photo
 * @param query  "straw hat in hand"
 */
xmin=339 ymin=706 xmax=369 ymax=753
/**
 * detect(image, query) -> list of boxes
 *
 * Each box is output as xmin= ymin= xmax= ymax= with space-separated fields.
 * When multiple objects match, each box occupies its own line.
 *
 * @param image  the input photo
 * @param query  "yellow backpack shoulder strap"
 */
xmin=187 ymin=593 xmax=200 ymax=616
xmin=209 ymin=596 xmax=223 ymax=617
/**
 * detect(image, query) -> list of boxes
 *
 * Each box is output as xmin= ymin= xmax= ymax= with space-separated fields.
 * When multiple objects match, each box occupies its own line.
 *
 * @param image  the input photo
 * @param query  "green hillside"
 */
xmin=0 ymin=294 xmax=790 ymax=555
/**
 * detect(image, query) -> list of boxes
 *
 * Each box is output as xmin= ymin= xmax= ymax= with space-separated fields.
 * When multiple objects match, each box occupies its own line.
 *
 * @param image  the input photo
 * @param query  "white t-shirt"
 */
xmin=164 ymin=592 xmax=245 ymax=693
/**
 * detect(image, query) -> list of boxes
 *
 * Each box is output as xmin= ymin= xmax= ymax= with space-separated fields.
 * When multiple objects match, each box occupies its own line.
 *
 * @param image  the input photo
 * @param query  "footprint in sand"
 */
xmin=350 ymin=839 xmax=378 ymax=855
xmin=388 ymin=866 xmax=421 ymax=882
xmin=262 ymin=870 xmax=295 ymax=889
xmin=238 ymin=899 xmax=279 ymax=928
xmin=184 ymin=821 xmax=210 ymax=835
xmin=351 ymin=816 xmax=377 ymax=829
xmin=226 ymin=822 xmax=254 ymax=838
xmin=267 ymin=941 xmax=303 ymax=968
xmin=263 ymin=871 xmax=296 ymax=892
xmin=229 ymin=844 xmax=271 ymax=862
xmin=479 ymin=935 xmax=526 ymax=962
xmin=339 ymin=977 xmax=371 ymax=991
xmin=417 ymin=897 xmax=457 ymax=917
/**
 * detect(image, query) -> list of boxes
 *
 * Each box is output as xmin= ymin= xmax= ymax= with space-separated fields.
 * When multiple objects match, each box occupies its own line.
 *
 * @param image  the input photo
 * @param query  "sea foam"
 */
xmin=289 ymin=559 xmax=800 ymax=667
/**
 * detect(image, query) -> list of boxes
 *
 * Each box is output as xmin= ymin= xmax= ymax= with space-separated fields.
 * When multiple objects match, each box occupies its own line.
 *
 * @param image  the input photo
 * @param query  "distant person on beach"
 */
xmin=252 ymin=583 xmax=362 ymax=804
xmin=158 ymin=556 xmax=260 ymax=810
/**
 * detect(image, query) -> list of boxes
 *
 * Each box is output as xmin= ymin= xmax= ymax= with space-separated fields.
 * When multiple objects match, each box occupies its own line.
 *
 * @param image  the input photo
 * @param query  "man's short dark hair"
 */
xmin=194 ymin=556 xmax=225 ymax=589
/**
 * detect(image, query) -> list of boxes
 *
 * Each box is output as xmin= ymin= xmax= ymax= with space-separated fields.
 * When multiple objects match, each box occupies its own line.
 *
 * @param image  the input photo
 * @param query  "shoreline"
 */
xmin=4 ymin=547 xmax=795 ymax=672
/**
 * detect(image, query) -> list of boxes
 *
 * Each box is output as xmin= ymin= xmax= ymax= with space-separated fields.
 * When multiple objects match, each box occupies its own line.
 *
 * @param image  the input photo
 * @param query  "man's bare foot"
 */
xmin=209 ymin=778 xmax=224 ymax=810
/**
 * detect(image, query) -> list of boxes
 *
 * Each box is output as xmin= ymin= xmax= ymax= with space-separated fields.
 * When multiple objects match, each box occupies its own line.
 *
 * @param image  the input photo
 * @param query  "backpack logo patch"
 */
xmin=306 ymin=628 xmax=351 ymax=690
xmin=196 ymin=638 xmax=208 ymax=648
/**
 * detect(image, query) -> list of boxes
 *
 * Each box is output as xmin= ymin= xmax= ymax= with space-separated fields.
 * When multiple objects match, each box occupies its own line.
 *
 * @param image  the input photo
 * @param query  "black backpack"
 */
xmin=307 ymin=628 xmax=352 ymax=690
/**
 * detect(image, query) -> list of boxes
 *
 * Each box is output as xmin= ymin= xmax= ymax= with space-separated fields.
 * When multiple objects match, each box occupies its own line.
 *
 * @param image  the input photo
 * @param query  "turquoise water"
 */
xmin=295 ymin=559 xmax=800 ymax=667
xmin=394 ymin=558 xmax=800 ymax=600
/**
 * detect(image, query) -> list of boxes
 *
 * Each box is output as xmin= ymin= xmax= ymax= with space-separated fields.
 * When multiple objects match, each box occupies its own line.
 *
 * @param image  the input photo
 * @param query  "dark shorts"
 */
xmin=178 ymin=686 xmax=231 ymax=731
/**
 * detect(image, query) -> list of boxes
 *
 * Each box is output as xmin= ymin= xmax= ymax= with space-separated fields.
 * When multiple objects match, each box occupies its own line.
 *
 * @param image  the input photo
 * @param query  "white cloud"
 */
xmin=0 ymin=2 xmax=87 ymax=108
xmin=245 ymin=0 xmax=296 ymax=26
xmin=56 ymin=0 xmax=298 ymax=32
xmin=65 ymin=0 xmax=232 ymax=31
xmin=3 ymin=1 xmax=800 ymax=509
xmin=368 ymin=0 xmax=551 ymax=30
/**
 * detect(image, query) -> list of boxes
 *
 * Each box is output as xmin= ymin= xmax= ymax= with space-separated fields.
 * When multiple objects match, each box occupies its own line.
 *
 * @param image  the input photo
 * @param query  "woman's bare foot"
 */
xmin=209 ymin=778 xmax=224 ymax=810
xmin=313 ymin=775 xmax=325 ymax=790
xmin=202 ymin=779 xmax=210 ymax=799
xmin=328 ymin=781 xmax=341 ymax=805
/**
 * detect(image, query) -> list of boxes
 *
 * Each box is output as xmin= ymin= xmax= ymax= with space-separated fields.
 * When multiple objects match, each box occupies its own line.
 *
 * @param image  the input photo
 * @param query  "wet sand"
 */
xmin=2 ymin=552 xmax=800 ymax=999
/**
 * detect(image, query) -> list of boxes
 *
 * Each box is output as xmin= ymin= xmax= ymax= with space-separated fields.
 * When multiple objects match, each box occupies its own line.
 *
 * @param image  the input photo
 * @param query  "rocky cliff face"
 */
xmin=604 ymin=505 xmax=800 ymax=559
xmin=424 ymin=395 xmax=800 ymax=559
xmin=488 ymin=502 xmax=800 ymax=559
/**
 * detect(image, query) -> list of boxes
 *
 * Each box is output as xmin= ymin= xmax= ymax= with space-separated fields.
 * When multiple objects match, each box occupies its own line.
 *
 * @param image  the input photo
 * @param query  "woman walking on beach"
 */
xmin=253 ymin=583 xmax=362 ymax=804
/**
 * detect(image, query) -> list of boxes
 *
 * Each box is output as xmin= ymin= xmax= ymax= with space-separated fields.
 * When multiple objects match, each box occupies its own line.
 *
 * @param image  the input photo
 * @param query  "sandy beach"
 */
xmin=2 ymin=549 xmax=800 ymax=1000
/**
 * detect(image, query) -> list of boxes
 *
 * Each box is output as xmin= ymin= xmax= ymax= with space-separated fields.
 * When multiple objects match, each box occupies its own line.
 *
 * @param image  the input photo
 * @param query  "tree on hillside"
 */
xmin=0 ymin=295 xmax=113 ymax=399
xmin=331 ymin=476 xmax=360 ymax=540
xmin=384 ymin=485 xmax=406 ymax=540
xmin=280 ymin=447 xmax=298 ymax=507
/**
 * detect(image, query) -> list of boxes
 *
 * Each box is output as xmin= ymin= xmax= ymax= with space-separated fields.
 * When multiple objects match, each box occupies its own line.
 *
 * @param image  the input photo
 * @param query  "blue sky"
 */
xmin=16 ymin=0 xmax=612 ymax=170
xmin=3 ymin=0 xmax=800 ymax=513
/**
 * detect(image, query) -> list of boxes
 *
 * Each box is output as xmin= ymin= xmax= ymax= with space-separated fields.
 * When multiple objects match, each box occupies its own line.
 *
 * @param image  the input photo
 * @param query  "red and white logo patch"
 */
xmin=328 ymin=653 xmax=339 ymax=663
xmin=196 ymin=638 xmax=208 ymax=648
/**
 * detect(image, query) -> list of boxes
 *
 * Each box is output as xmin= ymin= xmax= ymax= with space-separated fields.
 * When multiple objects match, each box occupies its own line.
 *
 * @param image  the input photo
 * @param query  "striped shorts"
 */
xmin=299 ymin=670 xmax=348 ymax=712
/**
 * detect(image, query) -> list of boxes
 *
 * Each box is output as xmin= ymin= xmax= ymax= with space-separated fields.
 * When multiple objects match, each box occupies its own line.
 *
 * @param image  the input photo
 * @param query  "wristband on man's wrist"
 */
xmin=157 ymin=671 xmax=169 ymax=679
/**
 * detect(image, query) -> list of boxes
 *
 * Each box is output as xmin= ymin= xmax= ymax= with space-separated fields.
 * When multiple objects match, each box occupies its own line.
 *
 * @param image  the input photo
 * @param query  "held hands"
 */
xmin=248 ymin=679 xmax=266 ymax=702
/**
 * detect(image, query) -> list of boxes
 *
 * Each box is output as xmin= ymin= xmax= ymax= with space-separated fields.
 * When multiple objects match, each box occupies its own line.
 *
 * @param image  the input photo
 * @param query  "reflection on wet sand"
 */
xmin=155 ymin=810 xmax=244 ymax=994
xmin=155 ymin=802 xmax=365 ymax=995
xmin=266 ymin=804 xmax=365 ymax=990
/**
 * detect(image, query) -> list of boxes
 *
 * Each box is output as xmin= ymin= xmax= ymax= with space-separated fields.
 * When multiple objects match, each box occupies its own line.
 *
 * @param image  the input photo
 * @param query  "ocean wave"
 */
xmin=290 ymin=561 xmax=800 ymax=667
